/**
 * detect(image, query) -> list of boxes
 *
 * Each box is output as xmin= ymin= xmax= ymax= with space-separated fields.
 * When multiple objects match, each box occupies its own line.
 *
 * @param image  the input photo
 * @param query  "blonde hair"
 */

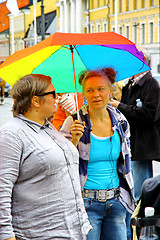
xmin=114 ymin=80 xmax=125 ymax=90
xmin=112 ymin=80 xmax=125 ymax=101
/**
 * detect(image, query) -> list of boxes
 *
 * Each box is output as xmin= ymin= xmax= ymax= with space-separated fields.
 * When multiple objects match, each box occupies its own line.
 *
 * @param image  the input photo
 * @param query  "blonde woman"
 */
xmin=60 ymin=68 xmax=135 ymax=240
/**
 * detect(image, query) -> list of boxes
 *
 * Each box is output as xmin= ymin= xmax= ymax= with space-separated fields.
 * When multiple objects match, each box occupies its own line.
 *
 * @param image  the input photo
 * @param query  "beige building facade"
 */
xmin=7 ymin=0 xmax=56 ymax=54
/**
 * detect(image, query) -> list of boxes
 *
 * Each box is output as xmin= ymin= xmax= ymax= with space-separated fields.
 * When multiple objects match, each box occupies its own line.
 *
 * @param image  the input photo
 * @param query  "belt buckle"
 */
xmin=97 ymin=190 xmax=107 ymax=202
xmin=106 ymin=190 xmax=114 ymax=199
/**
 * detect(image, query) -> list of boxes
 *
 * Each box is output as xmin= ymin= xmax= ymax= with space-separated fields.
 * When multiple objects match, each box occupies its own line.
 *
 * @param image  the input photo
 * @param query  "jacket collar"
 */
xmin=80 ymin=104 xmax=119 ymax=129
xmin=134 ymin=71 xmax=151 ymax=87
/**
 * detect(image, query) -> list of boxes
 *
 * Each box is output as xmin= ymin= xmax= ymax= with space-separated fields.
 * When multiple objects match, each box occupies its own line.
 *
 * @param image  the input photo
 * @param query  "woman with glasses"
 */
xmin=60 ymin=68 xmax=135 ymax=240
xmin=0 ymin=74 xmax=91 ymax=240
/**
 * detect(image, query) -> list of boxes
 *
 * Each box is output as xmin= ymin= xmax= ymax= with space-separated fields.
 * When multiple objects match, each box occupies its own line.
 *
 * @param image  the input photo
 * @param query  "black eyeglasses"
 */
xmin=37 ymin=91 xmax=56 ymax=98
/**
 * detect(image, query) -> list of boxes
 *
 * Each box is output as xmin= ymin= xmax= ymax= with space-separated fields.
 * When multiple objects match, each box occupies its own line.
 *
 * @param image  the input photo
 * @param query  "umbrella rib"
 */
xmin=73 ymin=46 xmax=88 ymax=69
xmin=73 ymin=44 xmax=116 ymax=69
xmin=75 ymin=44 xmax=148 ymax=71
xmin=61 ymin=45 xmax=76 ymax=50
xmin=102 ymin=45 xmax=147 ymax=70
xmin=31 ymin=46 xmax=70 ymax=72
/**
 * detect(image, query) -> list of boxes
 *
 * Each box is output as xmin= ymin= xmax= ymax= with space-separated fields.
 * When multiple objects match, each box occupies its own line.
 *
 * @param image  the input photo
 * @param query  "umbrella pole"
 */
xmin=70 ymin=45 xmax=80 ymax=121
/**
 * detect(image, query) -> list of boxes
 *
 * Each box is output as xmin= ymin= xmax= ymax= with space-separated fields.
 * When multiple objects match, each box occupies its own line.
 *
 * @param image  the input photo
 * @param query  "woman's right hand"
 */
xmin=70 ymin=120 xmax=85 ymax=147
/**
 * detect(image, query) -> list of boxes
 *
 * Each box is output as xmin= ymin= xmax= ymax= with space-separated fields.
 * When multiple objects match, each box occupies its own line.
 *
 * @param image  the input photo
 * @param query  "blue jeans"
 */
xmin=83 ymin=197 xmax=127 ymax=240
xmin=131 ymin=160 xmax=153 ymax=202
xmin=126 ymin=211 xmax=132 ymax=240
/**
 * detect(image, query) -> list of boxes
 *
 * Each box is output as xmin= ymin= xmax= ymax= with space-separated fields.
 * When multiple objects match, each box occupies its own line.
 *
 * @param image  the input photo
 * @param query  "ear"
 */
xmin=31 ymin=96 xmax=41 ymax=108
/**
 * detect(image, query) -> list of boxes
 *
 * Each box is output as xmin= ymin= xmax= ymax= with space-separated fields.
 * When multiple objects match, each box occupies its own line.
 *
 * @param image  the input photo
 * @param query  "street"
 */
xmin=0 ymin=96 xmax=160 ymax=177
xmin=0 ymin=96 xmax=13 ymax=127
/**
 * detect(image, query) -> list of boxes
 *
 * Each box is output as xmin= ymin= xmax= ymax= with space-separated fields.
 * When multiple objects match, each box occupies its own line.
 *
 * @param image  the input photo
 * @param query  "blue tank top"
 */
xmin=84 ymin=130 xmax=121 ymax=190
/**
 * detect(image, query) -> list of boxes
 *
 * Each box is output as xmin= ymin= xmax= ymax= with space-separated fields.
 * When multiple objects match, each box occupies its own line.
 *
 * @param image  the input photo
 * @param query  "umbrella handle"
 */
xmin=70 ymin=45 xmax=80 ymax=121
xmin=74 ymin=91 xmax=80 ymax=121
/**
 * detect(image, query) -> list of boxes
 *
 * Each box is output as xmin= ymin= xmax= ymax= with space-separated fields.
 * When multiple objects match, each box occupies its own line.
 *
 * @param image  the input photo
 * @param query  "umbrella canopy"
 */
xmin=0 ymin=32 xmax=150 ymax=93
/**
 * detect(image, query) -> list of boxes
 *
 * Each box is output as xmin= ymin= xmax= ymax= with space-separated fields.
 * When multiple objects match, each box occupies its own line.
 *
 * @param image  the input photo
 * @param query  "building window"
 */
xmin=150 ymin=0 xmax=154 ymax=6
xmin=98 ymin=0 xmax=100 ymax=7
xmin=125 ymin=25 xmax=129 ymax=39
xmin=126 ymin=0 xmax=129 ymax=11
xmin=113 ymin=0 xmax=115 ymax=14
xmin=84 ymin=0 xmax=87 ymax=10
xmin=91 ymin=24 xmax=95 ymax=33
xmin=103 ymin=23 xmax=107 ymax=32
xmin=119 ymin=0 xmax=122 ymax=13
xmin=92 ymin=0 xmax=94 ymax=8
xmin=134 ymin=0 xmax=137 ymax=10
xmin=133 ymin=23 xmax=138 ymax=44
xmin=149 ymin=22 xmax=154 ymax=43
xmin=141 ymin=23 xmax=145 ymax=44
xmin=142 ymin=0 xmax=145 ymax=8
xmin=119 ymin=26 xmax=122 ymax=35
xmin=97 ymin=24 xmax=101 ymax=32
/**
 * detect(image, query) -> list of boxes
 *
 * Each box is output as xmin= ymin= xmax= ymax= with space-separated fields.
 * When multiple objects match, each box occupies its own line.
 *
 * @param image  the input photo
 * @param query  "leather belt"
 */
xmin=83 ymin=187 xmax=120 ymax=202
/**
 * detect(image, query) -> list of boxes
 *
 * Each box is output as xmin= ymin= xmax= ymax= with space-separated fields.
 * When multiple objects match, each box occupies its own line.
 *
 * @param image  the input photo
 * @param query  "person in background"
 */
xmin=0 ymin=78 xmax=5 ymax=104
xmin=112 ymin=79 xmax=132 ymax=238
xmin=109 ymin=48 xmax=160 ymax=240
xmin=60 ymin=68 xmax=135 ymax=240
xmin=109 ymin=47 xmax=160 ymax=203
xmin=0 ymin=61 xmax=5 ymax=105
xmin=52 ymin=92 xmax=84 ymax=130
xmin=112 ymin=80 xmax=125 ymax=101
xmin=0 ymin=74 xmax=91 ymax=240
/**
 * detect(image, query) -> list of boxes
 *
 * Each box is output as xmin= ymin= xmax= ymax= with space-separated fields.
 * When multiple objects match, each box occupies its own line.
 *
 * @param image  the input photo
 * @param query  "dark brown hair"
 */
xmin=79 ymin=67 xmax=117 ymax=90
xmin=11 ymin=74 xmax=52 ymax=117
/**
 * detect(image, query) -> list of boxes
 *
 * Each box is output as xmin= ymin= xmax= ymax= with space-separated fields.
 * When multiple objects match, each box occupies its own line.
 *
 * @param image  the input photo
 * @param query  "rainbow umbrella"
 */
xmin=0 ymin=32 xmax=150 ymax=94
